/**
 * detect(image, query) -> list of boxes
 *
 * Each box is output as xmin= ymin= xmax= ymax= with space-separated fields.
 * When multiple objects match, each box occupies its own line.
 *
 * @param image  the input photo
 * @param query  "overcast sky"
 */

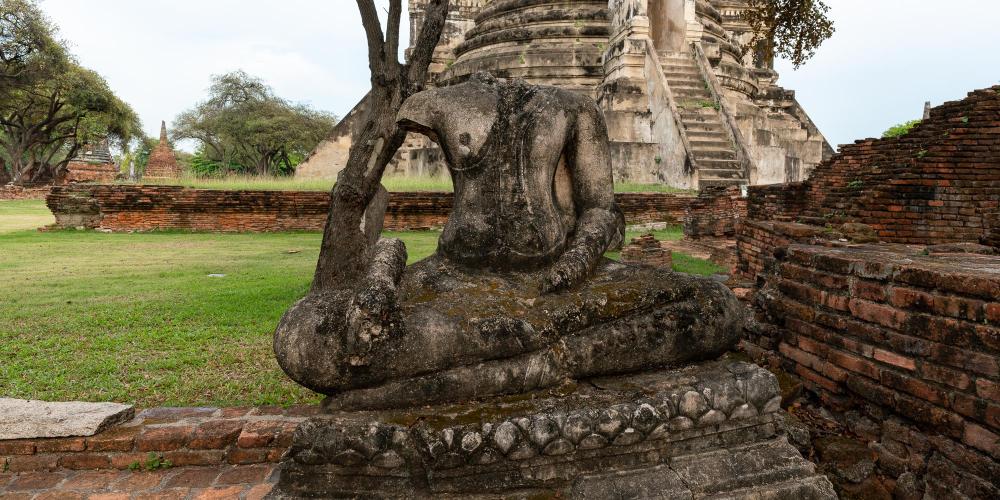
xmin=40 ymin=0 xmax=1000 ymax=150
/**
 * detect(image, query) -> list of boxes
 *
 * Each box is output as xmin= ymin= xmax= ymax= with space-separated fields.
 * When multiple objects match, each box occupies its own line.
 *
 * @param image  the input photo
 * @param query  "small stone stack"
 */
xmin=143 ymin=121 xmax=182 ymax=180
xmin=64 ymin=140 xmax=117 ymax=183
xmin=621 ymin=233 xmax=673 ymax=268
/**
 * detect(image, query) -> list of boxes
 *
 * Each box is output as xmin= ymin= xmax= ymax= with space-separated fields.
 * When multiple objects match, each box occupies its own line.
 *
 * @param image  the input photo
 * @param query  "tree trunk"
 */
xmin=312 ymin=0 xmax=449 ymax=291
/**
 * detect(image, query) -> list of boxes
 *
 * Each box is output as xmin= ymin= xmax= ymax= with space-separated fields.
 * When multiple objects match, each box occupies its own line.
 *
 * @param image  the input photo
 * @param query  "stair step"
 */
xmin=694 ymin=148 xmax=737 ymax=160
xmin=664 ymin=72 xmax=703 ymax=82
xmin=686 ymin=130 xmax=728 ymax=140
xmin=680 ymin=110 xmax=723 ymax=122
xmin=699 ymin=179 xmax=748 ymax=191
xmin=674 ymin=92 xmax=714 ymax=102
xmin=697 ymin=158 xmax=743 ymax=169
xmin=690 ymin=139 xmax=733 ymax=150
xmin=699 ymin=168 xmax=745 ymax=180
xmin=684 ymin=122 xmax=727 ymax=134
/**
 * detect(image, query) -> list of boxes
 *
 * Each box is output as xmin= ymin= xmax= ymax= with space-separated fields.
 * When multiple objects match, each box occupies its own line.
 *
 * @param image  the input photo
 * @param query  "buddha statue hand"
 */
xmin=541 ymin=207 xmax=625 ymax=294
xmin=344 ymin=238 xmax=408 ymax=363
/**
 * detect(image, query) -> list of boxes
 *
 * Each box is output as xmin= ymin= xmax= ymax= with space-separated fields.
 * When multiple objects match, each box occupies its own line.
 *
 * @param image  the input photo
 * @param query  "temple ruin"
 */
xmin=64 ymin=140 xmax=118 ymax=184
xmin=142 ymin=121 xmax=182 ymax=180
xmin=296 ymin=0 xmax=832 ymax=190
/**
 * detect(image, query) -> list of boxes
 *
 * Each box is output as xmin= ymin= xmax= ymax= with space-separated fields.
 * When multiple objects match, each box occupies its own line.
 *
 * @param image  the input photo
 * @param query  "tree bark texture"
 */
xmin=313 ymin=0 xmax=449 ymax=291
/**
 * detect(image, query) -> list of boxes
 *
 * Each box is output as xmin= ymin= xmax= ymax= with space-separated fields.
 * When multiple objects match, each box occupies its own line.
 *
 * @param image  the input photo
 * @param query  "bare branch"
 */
xmin=385 ymin=0 xmax=402 ymax=72
xmin=356 ymin=0 xmax=386 ymax=77
xmin=406 ymin=0 xmax=450 ymax=85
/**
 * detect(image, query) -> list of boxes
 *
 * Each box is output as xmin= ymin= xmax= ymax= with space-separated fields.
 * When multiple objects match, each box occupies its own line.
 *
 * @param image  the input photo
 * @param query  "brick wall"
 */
xmin=0 ymin=406 xmax=314 ymax=473
xmin=683 ymin=186 xmax=748 ymax=238
xmin=746 ymin=86 xmax=1000 ymax=245
xmin=65 ymin=161 xmax=118 ymax=184
xmin=47 ymin=185 xmax=701 ymax=233
xmin=749 ymin=244 xmax=1000 ymax=494
xmin=0 ymin=186 xmax=50 ymax=200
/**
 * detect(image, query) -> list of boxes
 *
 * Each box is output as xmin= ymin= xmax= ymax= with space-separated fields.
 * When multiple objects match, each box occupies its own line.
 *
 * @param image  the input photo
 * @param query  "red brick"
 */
xmin=987 ymin=303 xmax=1000 ymax=324
xmin=193 ymin=486 xmax=246 ymax=500
xmin=137 ymin=426 xmax=194 ymax=452
xmin=7 ymin=471 xmax=67 ymax=490
xmin=161 ymin=450 xmax=225 ymax=467
xmin=134 ymin=489 xmax=190 ymax=500
xmin=977 ymin=378 xmax=1000 ymax=403
xmin=226 ymin=448 xmax=268 ymax=465
xmin=850 ymin=299 xmax=908 ymax=330
xmin=88 ymin=426 xmax=140 ymax=452
xmin=237 ymin=421 xmax=284 ymax=449
xmin=216 ymin=464 xmax=273 ymax=485
xmin=854 ymin=280 xmax=888 ymax=302
xmin=795 ymin=364 xmax=841 ymax=393
xmin=963 ymin=423 xmax=1000 ymax=457
xmin=0 ymin=440 xmax=36 ymax=455
xmin=874 ymin=348 xmax=917 ymax=371
xmin=35 ymin=437 xmax=86 ymax=453
xmin=880 ymin=370 xmax=948 ymax=405
xmin=919 ymin=363 xmax=972 ymax=391
xmin=34 ymin=492 xmax=84 ymax=500
xmin=59 ymin=453 xmax=112 ymax=470
xmin=828 ymin=350 xmax=881 ymax=380
xmin=60 ymin=470 xmax=120 ymax=490
xmin=5 ymin=454 xmax=59 ymax=472
xmin=165 ymin=467 xmax=221 ymax=488
xmin=109 ymin=452 xmax=149 ymax=470
xmin=188 ymin=420 xmax=244 ymax=450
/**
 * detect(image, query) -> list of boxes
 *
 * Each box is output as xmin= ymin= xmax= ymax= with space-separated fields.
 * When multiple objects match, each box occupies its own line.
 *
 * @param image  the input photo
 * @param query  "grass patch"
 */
xmin=0 ymin=200 xmax=55 ymax=233
xmin=1 ymin=205 xmax=716 ymax=406
xmin=135 ymin=175 xmax=694 ymax=195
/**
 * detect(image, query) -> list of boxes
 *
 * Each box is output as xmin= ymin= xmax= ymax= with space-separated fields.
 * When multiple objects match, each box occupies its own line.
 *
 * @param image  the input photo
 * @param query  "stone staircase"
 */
xmin=659 ymin=52 xmax=748 ymax=190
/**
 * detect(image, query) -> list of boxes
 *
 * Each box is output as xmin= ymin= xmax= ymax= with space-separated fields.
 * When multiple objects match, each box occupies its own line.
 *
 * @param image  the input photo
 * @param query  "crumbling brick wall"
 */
xmin=46 ymin=185 xmax=702 ymax=233
xmin=748 ymin=244 xmax=999 ymax=496
xmin=747 ymin=87 xmax=1000 ymax=245
xmin=683 ymin=186 xmax=747 ymax=239
xmin=0 ymin=186 xmax=50 ymax=200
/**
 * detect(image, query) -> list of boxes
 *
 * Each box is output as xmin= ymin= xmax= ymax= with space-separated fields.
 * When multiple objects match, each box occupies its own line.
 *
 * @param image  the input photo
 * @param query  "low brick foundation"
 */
xmin=683 ymin=186 xmax=747 ymax=239
xmin=46 ymin=185 xmax=704 ymax=232
xmin=747 ymin=244 xmax=1000 ymax=496
xmin=0 ymin=406 xmax=315 ymax=474
xmin=0 ymin=186 xmax=50 ymax=200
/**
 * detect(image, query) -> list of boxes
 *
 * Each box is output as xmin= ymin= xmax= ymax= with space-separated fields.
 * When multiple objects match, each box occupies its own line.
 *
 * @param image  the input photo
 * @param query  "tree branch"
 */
xmin=406 ymin=0 xmax=450 ymax=85
xmin=385 ymin=0 xmax=403 ymax=73
xmin=356 ymin=0 xmax=386 ymax=78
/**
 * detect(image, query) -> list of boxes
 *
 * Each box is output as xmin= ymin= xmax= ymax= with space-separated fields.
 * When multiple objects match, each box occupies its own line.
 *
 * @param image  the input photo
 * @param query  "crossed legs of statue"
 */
xmin=274 ymin=239 xmax=744 ymax=411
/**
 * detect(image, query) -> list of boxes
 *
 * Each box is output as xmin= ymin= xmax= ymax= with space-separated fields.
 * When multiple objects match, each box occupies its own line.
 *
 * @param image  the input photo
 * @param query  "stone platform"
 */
xmin=270 ymin=360 xmax=836 ymax=498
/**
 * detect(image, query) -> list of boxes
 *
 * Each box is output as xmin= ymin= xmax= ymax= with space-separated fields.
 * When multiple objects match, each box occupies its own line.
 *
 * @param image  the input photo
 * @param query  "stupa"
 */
xmin=143 ymin=121 xmax=182 ymax=180
xmin=297 ymin=0 xmax=833 ymax=190
xmin=64 ymin=139 xmax=117 ymax=183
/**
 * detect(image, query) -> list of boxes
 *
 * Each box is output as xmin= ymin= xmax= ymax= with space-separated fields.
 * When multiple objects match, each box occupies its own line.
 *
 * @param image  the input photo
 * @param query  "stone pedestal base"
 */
xmin=269 ymin=360 xmax=835 ymax=499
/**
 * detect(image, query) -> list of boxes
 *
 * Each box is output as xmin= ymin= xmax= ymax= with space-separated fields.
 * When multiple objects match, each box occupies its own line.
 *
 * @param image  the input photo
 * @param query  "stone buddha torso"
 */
xmin=398 ymin=76 xmax=588 ymax=269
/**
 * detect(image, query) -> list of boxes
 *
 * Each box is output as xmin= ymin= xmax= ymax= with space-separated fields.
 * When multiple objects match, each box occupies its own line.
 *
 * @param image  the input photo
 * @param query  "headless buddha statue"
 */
xmin=274 ymin=74 xmax=744 ymax=410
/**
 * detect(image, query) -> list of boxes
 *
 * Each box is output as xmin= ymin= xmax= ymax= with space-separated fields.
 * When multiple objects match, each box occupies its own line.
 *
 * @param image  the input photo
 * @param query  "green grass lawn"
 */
xmin=0 ymin=202 xmax=719 ymax=407
xmin=137 ymin=174 xmax=695 ymax=194
xmin=0 ymin=200 xmax=55 ymax=233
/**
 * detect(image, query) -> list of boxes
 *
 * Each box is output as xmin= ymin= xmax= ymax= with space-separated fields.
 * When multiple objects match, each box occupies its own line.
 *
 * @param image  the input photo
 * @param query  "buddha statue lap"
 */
xmin=273 ymin=74 xmax=744 ymax=410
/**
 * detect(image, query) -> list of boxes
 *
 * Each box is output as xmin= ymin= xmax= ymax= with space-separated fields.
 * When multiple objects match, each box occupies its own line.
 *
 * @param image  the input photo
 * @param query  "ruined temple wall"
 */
xmin=46 ymin=185 xmax=700 ymax=233
xmin=740 ymin=87 xmax=1000 ymax=247
xmin=747 ymin=244 xmax=1000 ymax=497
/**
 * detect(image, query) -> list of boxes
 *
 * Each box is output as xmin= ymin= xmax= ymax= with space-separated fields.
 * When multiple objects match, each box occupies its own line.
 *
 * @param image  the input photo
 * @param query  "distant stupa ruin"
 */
xmin=65 ymin=139 xmax=118 ymax=183
xmin=143 ymin=121 xmax=182 ymax=180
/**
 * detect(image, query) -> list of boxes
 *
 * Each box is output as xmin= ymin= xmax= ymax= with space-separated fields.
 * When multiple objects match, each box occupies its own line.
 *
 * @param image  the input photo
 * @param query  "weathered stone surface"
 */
xmin=268 ymin=361 xmax=835 ymax=499
xmin=0 ymin=399 xmax=134 ymax=440
xmin=274 ymin=77 xmax=744 ymax=410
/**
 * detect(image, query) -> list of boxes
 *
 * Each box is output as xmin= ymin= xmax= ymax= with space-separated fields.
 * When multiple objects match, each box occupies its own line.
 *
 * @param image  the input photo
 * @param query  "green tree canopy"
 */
xmin=173 ymin=71 xmax=337 ymax=176
xmin=0 ymin=0 xmax=141 ymax=184
xmin=743 ymin=0 xmax=835 ymax=69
